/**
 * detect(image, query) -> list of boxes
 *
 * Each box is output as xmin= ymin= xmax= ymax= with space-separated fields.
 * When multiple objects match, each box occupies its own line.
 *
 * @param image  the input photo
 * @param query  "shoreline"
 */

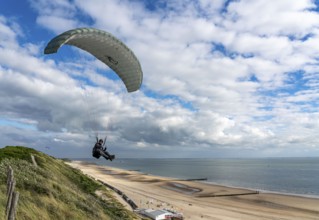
xmin=201 ymin=181 xmax=319 ymax=200
xmin=75 ymin=157 xmax=319 ymax=199
xmin=67 ymin=160 xmax=319 ymax=220
xmin=74 ymin=160 xmax=319 ymax=200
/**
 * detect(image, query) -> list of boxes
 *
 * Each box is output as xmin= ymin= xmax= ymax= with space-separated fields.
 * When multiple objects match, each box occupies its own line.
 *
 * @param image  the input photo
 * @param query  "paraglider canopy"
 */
xmin=44 ymin=27 xmax=143 ymax=92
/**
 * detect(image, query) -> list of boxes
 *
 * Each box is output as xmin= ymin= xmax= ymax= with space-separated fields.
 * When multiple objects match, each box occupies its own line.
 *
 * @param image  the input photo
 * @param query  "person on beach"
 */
xmin=92 ymin=137 xmax=115 ymax=161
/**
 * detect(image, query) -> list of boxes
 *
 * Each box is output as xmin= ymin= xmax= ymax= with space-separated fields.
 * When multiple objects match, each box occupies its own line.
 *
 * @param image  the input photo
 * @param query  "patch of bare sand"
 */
xmin=67 ymin=161 xmax=319 ymax=220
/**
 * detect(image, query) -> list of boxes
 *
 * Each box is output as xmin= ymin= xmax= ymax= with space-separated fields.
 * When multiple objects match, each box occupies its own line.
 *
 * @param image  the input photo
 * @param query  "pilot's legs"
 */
xmin=99 ymin=149 xmax=115 ymax=161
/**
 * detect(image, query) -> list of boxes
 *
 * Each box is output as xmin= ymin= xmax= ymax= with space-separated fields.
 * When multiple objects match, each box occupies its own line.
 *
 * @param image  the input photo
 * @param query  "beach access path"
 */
xmin=67 ymin=161 xmax=319 ymax=220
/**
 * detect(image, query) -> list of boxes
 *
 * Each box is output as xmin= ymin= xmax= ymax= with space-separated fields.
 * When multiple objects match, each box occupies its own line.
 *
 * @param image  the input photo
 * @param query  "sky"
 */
xmin=1 ymin=0 xmax=319 ymax=158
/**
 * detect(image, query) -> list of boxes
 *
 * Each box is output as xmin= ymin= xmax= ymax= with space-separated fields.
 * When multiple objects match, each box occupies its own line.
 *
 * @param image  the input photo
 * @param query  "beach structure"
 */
xmin=137 ymin=208 xmax=183 ymax=220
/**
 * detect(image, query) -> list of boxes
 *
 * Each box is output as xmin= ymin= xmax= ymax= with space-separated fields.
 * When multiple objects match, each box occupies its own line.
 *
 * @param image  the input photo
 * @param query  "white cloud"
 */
xmin=36 ymin=15 xmax=79 ymax=33
xmin=224 ymin=0 xmax=319 ymax=37
xmin=1 ymin=0 xmax=319 ymax=157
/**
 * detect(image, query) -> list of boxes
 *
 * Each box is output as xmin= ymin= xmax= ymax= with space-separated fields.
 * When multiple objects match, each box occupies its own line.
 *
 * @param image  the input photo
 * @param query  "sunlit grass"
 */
xmin=0 ymin=146 xmax=141 ymax=220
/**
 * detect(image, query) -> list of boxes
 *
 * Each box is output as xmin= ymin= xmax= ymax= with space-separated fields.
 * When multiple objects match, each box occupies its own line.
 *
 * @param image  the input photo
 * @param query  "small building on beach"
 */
xmin=137 ymin=208 xmax=183 ymax=220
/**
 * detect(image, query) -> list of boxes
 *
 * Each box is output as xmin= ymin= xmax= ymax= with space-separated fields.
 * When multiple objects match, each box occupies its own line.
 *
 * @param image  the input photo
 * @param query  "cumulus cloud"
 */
xmin=1 ymin=0 xmax=319 ymax=157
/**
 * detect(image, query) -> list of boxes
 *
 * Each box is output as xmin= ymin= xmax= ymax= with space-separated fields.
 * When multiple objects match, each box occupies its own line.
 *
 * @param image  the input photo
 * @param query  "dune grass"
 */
xmin=0 ymin=146 xmax=141 ymax=220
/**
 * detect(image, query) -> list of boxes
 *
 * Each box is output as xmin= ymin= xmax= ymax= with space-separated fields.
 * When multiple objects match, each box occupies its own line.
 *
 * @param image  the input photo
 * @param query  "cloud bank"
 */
xmin=1 ymin=0 xmax=319 ymax=157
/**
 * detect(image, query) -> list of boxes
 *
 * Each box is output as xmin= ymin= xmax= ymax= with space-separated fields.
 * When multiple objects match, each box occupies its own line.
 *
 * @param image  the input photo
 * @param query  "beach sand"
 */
xmin=67 ymin=161 xmax=319 ymax=220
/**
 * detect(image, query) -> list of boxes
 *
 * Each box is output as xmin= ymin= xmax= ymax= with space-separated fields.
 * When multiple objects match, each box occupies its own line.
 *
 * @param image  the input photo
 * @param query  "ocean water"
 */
xmin=78 ymin=157 xmax=319 ymax=198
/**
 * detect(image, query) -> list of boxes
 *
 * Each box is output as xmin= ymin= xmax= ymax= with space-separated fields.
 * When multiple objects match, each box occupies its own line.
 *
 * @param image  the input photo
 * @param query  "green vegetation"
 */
xmin=0 ymin=146 xmax=141 ymax=220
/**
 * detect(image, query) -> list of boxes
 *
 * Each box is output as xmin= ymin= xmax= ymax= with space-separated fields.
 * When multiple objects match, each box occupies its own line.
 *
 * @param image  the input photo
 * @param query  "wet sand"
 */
xmin=67 ymin=161 xmax=319 ymax=220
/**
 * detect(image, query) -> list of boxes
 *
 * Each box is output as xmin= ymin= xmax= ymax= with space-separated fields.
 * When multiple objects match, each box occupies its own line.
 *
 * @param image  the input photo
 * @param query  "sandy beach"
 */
xmin=67 ymin=161 xmax=319 ymax=220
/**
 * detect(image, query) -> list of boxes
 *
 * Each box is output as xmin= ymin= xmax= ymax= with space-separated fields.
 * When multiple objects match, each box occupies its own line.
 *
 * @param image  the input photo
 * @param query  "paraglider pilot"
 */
xmin=92 ymin=137 xmax=115 ymax=161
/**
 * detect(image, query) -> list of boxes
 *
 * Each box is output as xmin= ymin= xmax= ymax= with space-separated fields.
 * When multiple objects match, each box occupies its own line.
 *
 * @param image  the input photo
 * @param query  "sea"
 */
xmin=76 ymin=157 xmax=319 ymax=198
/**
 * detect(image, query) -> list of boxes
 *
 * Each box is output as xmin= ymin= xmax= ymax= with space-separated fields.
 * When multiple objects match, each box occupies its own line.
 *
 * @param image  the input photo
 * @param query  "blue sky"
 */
xmin=1 ymin=0 xmax=319 ymax=158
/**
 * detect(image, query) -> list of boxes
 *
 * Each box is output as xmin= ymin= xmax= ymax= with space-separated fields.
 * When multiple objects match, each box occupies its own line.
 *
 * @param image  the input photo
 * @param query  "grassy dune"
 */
xmin=0 ymin=146 xmax=141 ymax=220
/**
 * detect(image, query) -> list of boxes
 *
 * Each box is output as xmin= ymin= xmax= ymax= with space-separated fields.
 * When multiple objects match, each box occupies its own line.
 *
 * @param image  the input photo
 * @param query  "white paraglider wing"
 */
xmin=44 ymin=27 xmax=143 ymax=92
